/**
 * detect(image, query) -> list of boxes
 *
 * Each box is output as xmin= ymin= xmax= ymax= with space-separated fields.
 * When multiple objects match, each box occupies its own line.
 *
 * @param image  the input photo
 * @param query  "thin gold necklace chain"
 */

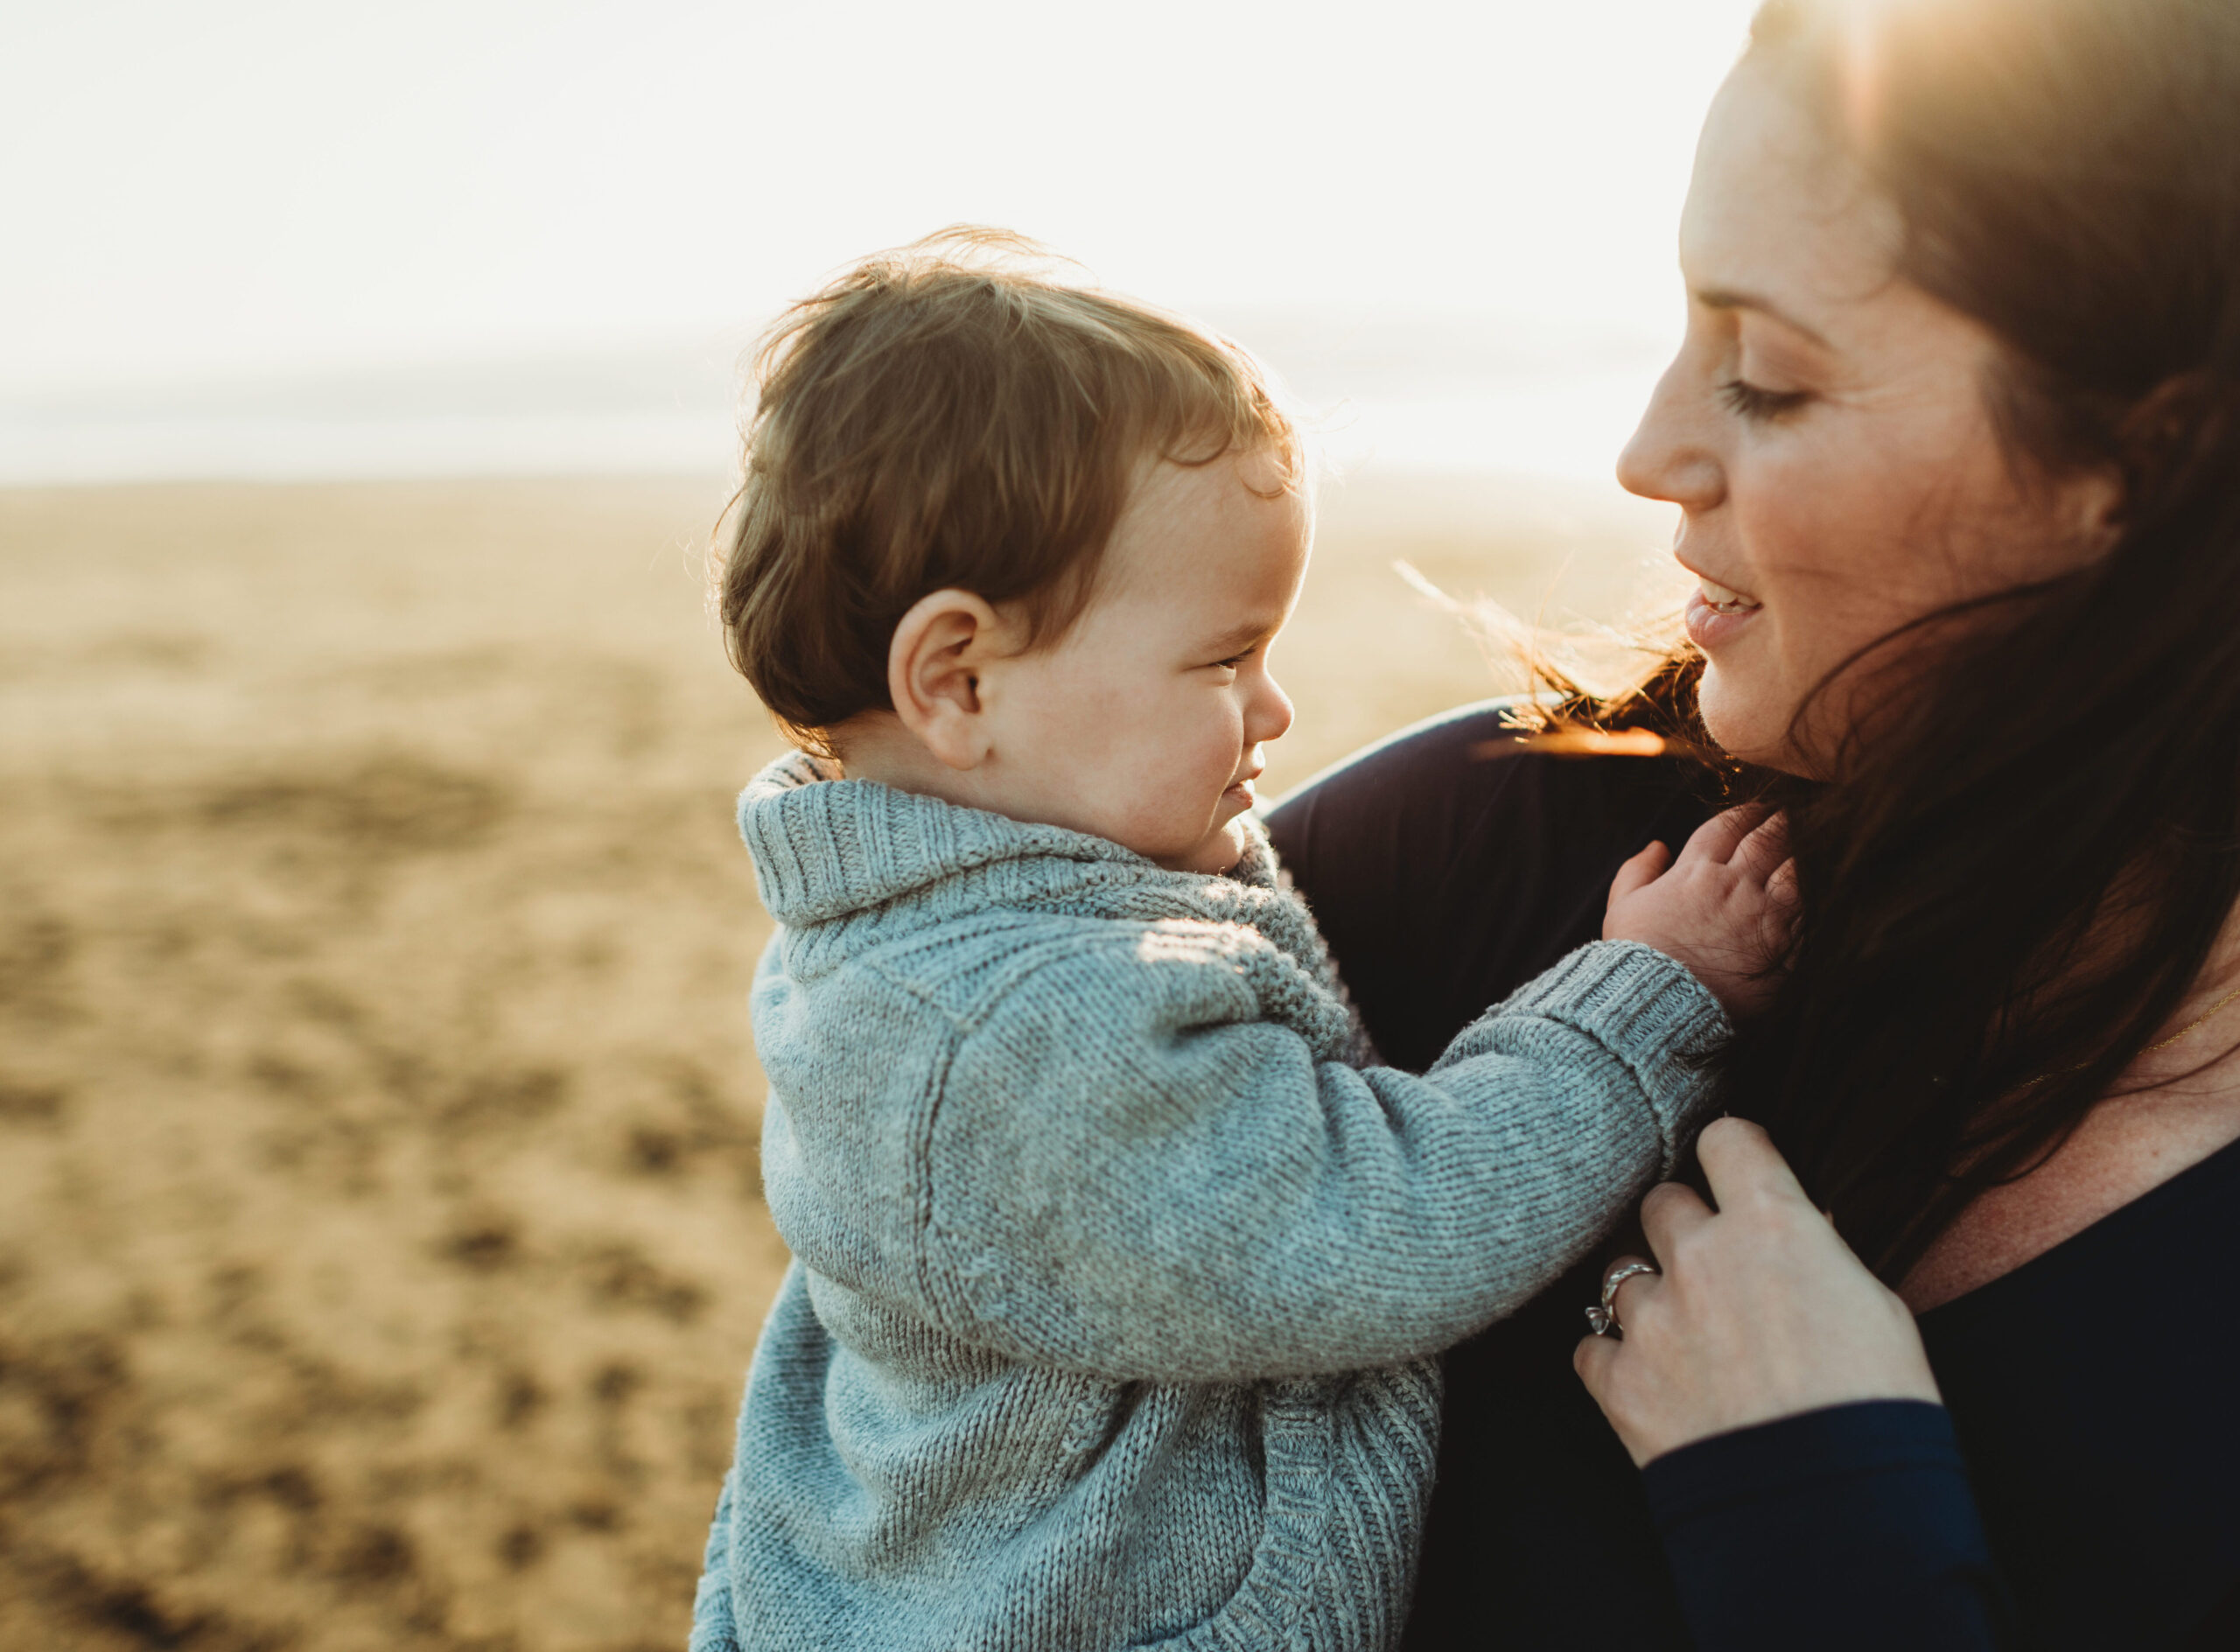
xmin=2019 ymin=979 xmax=2240 ymax=1088
xmin=2140 ymin=980 xmax=2240 ymax=1055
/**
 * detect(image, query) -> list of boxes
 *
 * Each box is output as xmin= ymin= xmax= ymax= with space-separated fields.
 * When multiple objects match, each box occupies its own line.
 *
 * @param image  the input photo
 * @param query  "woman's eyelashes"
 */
xmin=1718 ymin=378 xmax=1813 ymax=423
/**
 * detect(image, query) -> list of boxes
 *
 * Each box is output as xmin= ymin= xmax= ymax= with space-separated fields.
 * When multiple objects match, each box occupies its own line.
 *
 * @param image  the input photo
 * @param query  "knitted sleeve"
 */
xmin=919 ymin=938 xmax=1726 ymax=1381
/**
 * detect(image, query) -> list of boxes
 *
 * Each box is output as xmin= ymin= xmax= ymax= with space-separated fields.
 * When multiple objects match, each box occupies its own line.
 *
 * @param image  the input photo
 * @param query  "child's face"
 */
xmin=984 ymin=452 xmax=1307 ymax=874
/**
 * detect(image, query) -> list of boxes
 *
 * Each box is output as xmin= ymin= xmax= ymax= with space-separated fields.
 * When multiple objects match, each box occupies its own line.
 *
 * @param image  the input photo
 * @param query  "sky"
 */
xmin=1 ymin=0 xmax=1765 ymax=481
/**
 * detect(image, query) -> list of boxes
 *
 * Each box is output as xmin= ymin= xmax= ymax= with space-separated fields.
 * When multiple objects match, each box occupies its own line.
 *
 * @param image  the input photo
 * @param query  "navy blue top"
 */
xmin=1265 ymin=703 xmax=2240 ymax=1650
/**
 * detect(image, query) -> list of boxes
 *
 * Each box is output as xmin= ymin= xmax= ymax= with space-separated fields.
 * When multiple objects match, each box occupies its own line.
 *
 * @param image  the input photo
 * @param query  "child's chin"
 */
xmin=1173 ymin=819 xmax=1249 ymax=876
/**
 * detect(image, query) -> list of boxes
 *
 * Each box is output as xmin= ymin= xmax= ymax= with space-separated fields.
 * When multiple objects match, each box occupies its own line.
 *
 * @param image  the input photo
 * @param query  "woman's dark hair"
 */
xmin=1662 ymin=0 xmax=2240 ymax=1281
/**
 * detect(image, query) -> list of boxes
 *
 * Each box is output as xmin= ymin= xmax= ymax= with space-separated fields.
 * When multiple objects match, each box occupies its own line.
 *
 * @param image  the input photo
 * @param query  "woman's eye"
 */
xmin=1718 ymin=379 xmax=1812 ymax=422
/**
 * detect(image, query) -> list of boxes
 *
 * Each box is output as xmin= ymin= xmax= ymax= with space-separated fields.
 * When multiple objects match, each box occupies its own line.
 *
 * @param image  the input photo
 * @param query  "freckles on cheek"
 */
xmin=1746 ymin=470 xmax=1900 ymax=621
xmin=1760 ymin=411 xmax=1992 ymax=605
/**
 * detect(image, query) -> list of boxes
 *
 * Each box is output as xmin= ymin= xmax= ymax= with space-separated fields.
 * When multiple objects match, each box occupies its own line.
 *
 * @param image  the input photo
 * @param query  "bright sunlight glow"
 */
xmin=1 ymin=0 xmax=1765 ymax=482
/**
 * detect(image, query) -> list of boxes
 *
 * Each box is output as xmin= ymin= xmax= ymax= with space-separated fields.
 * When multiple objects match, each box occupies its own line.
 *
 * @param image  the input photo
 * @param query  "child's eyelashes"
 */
xmin=1718 ymin=379 xmax=1813 ymax=423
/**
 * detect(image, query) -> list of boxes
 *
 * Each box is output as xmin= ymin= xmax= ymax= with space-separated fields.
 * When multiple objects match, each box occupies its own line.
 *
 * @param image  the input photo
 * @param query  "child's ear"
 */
xmin=888 ymin=589 xmax=1004 ymax=771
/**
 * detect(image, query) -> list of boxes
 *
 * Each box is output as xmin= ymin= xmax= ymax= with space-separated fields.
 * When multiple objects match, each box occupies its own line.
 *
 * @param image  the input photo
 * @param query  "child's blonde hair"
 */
xmin=717 ymin=227 xmax=1303 ymax=754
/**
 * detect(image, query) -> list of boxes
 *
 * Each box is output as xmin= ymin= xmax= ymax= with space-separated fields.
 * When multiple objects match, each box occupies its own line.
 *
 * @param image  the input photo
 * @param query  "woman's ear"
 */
xmin=2068 ymin=463 xmax=2127 ymax=555
xmin=2096 ymin=369 xmax=2215 ymax=542
xmin=887 ymin=589 xmax=1004 ymax=771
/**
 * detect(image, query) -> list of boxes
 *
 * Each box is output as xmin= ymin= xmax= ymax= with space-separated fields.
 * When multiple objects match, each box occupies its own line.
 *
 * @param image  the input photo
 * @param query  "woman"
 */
xmin=1268 ymin=0 xmax=2240 ymax=1645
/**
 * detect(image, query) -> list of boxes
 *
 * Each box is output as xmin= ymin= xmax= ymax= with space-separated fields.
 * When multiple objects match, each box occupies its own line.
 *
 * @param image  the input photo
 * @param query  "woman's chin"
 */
xmin=1696 ymin=668 xmax=1804 ymax=774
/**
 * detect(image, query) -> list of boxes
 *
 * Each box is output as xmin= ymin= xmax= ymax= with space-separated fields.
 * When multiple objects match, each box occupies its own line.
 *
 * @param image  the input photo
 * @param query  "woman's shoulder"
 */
xmin=1266 ymin=700 xmax=1712 ymax=902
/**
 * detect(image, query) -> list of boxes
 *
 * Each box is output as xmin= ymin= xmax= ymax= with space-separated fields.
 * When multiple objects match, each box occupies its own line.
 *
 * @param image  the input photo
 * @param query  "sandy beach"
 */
xmin=0 ymin=472 xmax=1679 ymax=1651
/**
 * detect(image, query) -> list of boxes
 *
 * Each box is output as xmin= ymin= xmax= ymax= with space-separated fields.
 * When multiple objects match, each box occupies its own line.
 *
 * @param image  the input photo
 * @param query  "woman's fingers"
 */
xmin=1606 ymin=840 xmax=1671 ymax=909
xmin=1578 ymin=1125 xmax=1942 ymax=1467
xmin=1638 ymin=1178 xmax=1713 ymax=1262
xmin=1572 ymin=1326 xmax=1620 ymax=1391
xmin=1679 ymin=803 xmax=1770 ymax=866
xmin=1600 ymin=1252 xmax=1663 ymax=1329
xmin=1695 ymin=1116 xmax=1812 ymax=1212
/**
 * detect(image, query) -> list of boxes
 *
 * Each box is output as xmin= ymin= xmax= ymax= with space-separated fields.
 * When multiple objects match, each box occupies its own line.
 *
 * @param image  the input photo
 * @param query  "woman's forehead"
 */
xmin=1678 ymin=68 xmax=1904 ymax=340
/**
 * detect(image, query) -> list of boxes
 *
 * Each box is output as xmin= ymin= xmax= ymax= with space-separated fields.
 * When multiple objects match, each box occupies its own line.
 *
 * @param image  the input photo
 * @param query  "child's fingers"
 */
xmin=1607 ymin=841 xmax=1672 ymax=909
xmin=1732 ymin=811 xmax=1789 ymax=881
xmin=1677 ymin=804 xmax=1770 ymax=867
xmin=1768 ymin=858 xmax=1801 ymax=906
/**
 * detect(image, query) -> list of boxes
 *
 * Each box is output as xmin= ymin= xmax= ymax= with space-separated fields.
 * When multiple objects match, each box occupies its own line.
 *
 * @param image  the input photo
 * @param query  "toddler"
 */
xmin=690 ymin=230 xmax=1787 ymax=1652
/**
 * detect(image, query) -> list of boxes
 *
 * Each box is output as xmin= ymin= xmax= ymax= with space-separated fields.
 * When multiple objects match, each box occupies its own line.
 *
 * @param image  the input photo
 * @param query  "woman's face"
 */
xmin=1619 ymin=65 xmax=2117 ymax=773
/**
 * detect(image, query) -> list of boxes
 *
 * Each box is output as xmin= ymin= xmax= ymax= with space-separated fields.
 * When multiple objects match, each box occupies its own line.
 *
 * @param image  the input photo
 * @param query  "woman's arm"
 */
xmin=1575 ymin=1118 xmax=2010 ymax=1649
xmin=1642 ymin=1400 xmax=2006 ymax=1651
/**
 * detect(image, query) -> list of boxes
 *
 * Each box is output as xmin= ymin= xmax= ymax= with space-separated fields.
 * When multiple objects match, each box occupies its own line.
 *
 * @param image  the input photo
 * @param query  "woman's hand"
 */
xmin=1575 ymin=1117 xmax=1942 ymax=1468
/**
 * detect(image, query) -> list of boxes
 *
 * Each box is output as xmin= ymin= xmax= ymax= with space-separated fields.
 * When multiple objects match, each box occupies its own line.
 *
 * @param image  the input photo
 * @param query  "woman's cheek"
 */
xmin=1710 ymin=474 xmax=1856 ymax=762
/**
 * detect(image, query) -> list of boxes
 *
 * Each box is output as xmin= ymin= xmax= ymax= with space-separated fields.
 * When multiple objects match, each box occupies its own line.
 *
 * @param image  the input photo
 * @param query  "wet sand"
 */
xmin=0 ymin=473 xmax=1676 ymax=1651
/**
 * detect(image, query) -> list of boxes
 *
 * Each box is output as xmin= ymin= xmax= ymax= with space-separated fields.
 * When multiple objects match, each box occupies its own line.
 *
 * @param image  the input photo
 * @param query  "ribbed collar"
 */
xmin=736 ymin=751 xmax=1298 ymax=937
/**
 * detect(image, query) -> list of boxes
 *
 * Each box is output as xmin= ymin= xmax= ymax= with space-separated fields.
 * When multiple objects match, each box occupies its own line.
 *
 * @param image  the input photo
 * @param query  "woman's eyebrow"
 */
xmin=1691 ymin=286 xmax=1835 ymax=351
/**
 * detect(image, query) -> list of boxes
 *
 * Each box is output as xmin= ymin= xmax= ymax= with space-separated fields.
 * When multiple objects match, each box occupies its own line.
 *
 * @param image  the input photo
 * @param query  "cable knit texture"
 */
xmin=690 ymin=753 xmax=1730 ymax=1652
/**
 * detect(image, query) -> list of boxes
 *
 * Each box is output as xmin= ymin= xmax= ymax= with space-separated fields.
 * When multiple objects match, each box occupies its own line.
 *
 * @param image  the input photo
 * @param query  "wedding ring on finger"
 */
xmin=1585 ymin=1259 xmax=1661 ymax=1337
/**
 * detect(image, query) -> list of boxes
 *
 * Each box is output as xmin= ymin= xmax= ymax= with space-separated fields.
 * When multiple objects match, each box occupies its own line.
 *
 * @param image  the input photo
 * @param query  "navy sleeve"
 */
xmin=1642 ymin=1400 xmax=2011 ymax=1651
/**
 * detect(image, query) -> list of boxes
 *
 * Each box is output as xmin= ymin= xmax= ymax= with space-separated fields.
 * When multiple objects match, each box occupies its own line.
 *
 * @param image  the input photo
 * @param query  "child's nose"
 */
xmin=1250 ymin=674 xmax=1295 ymax=745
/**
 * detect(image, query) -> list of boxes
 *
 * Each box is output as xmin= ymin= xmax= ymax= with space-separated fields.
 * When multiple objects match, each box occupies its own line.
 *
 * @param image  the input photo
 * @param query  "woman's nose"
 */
xmin=1617 ymin=360 xmax=1723 ymax=513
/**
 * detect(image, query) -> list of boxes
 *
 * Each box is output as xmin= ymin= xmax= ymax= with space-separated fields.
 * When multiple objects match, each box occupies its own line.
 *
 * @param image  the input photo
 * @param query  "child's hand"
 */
xmin=1602 ymin=807 xmax=1796 ymax=1018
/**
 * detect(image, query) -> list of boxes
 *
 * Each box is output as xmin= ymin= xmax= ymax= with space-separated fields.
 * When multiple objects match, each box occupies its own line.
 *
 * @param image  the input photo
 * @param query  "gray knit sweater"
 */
xmin=690 ymin=754 xmax=1727 ymax=1652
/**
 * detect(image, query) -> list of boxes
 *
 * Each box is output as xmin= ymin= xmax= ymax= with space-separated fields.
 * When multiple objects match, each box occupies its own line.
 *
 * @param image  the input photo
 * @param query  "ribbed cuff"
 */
xmin=1499 ymin=940 xmax=1731 ymax=1172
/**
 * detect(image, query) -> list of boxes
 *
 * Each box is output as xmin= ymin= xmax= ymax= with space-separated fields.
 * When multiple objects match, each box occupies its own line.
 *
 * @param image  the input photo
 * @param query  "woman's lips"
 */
xmin=1683 ymin=578 xmax=1763 ymax=652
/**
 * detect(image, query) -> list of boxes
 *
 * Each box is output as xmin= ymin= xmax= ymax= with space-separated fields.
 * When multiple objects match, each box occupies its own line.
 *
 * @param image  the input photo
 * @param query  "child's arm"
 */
xmin=913 ymin=931 xmax=1728 ymax=1383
